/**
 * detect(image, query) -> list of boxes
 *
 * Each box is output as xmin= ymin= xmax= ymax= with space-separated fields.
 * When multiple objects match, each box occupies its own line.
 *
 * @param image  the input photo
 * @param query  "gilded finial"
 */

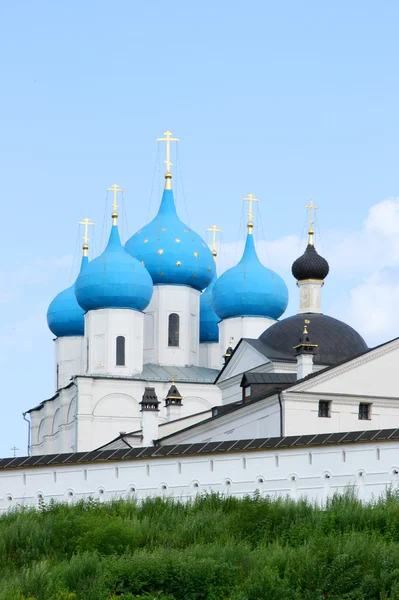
xmin=157 ymin=130 xmax=179 ymax=190
xmin=305 ymin=200 xmax=318 ymax=246
xmin=172 ymin=373 xmax=176 ymax=385
xmin=79 ymin=217 xmax=95 ymax=257
xmin=243 ymin=193 xmax=259 ymax=234
xmin=107 ymin=184 xmax=124 ymax=225
xmin=206 ymin=224 xmax=223 ymax=262
xmin=303 ymin=319 xmax=310 ymax=335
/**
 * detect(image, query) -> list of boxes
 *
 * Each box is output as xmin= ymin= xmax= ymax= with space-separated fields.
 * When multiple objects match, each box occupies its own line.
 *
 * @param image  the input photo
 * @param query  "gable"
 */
xmin=217 ymin=340 xmax=271 ymax=384
xmin=290 ymin=338 xmax=399 ymax=399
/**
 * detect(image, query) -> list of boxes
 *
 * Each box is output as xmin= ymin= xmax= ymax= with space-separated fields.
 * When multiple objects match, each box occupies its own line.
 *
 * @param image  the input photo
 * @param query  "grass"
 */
xmin=1 ymin=491 xmax=399 ymax=598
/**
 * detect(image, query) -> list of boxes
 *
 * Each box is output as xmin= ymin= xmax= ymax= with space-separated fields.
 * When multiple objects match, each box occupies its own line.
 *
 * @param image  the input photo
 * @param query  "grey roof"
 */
xmin=84 ymin=364 xmax=219 ymax=383
xmin=242 ymin=372 xmax=298 ymax=385
xmin=2 ymin=429 xmax=399 ymax=469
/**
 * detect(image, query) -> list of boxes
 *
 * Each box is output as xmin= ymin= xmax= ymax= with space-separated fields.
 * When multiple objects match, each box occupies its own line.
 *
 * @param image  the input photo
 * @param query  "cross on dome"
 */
xmin=206 ymin=224 xmax=223 ymax=261
xmin=243 ymin=193 xmax=259 ymax=234
xmin=107 ymin=184 xmax=124 ymax=225
xmin=305 ymin=200 xmax=318 ymax=245
xmin=79 ymin=217 xmax=95 ymax=257
xmin=157 ymin=130 xmax=179 ymax=189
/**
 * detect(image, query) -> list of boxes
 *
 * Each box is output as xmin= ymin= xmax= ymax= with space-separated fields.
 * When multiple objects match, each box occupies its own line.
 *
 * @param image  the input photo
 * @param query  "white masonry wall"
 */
xmin=85 ymin=308 xmax=144 ymax=376
xmin=54 ymin=336 xmax=84 ymax=390
xmin=218 ymin=316 xmax=276 ymax=358
xmin=1 ymin=439 xmax=399 ymax=512
xmin=144 ymin=285 xmax=200 ymax=367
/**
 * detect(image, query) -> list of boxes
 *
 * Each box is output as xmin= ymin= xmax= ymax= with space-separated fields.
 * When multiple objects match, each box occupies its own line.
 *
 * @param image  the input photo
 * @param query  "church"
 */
xmin=1 ymin=131 xmax=399 ymax=510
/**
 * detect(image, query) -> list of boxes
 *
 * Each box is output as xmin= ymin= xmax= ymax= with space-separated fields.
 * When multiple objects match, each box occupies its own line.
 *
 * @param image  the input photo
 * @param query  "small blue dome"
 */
xmin=200 ymin=276 xmax=220 ymax=343
xmin=47 ymin=256 xmax=88 ymax=337
xmin=212 ymin=233 xmax=288 ymax=320
xmin=75 ymin=224 xmax=153 ymax=312
xmin=125 ymin=187 xmax=215 ymax=291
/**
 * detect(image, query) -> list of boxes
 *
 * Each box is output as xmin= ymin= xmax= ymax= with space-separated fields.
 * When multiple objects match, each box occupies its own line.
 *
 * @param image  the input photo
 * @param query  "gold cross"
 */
xmin=243 ymin=193 xmax=259 ymax=234
xmin=305 ymin=200 xmax=318 ymax=245
xmin=79 ymin=217 xmax=94 ymax=256
xmin=107 ymin=184 xmax=124 ymax=224
xmin=157 ymin=130 xmax=179 ymax=174
xmin=206 ymin=224 xmax=223 ymax=261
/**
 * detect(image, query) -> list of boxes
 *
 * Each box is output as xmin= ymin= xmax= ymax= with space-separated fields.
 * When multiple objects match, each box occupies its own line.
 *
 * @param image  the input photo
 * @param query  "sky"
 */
xmin=1 ymin=0 xmax=399 ymax=456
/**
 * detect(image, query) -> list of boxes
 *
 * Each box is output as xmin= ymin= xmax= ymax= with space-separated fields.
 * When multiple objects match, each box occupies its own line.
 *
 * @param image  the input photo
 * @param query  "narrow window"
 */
xmin=308 ymin=453 xmax=312 ymax=465
xmin=146 ymin=464 xmax=150 ymax=476
xmin=53 ymin=471 xmax=57 ymax=483
xmin=115 ymin=467 xmax=119 ymax=479
xmin=275 ymin=455 xmax=279 ymax=467
xmin=168 ymin=313 xmax=180 ymax=347
xmin=56 ymin=364 xmax=59 ymax=390
xmin=210 ymin=459 xmax=214 ymax=472
xmin=359 ymin=403 xmax=371 ymax=420
xmin=83 ymin=469 xmax=88 ymax=481
xmin=178 ymin=462 xmax=182 ymax=474
xmin=318 ymin=400 xmax=331 ymax=418
xmin=342 ymin=450 xmax=346 ymax=463
xmin=23 ymin=474 xmax=26 ymax=486
xmin=86 ymin=338 xmax=89 ymax=372
xmin=376 ymin=448 xmax=381 ymax=461
xmin=242 ymin=457 xmax=247 ymax=470
xmin=116 ymin=336 xmax=126 ymax=366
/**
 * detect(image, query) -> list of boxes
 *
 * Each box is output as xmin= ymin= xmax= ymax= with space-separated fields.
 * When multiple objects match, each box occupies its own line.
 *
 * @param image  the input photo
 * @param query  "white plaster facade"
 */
xmin=143 ymin=285 xmax=200 ymax=367
xmin=29 ymin=377 xmax=221 ymax=455
xmin=2 ymin=437 xmax=399 ymax=512
xmin=199 ymin=342 xmax=221 ymax=370
xmin=54 ymin=336 xmax=84 ymax=390
xmin=218 ymin=316 xmax=276 ymax=357
xmin=297 ymin=279 xmax=323 ymax=314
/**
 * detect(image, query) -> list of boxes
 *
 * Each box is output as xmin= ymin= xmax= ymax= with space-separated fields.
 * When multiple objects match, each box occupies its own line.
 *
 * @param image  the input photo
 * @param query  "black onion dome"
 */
xmin=292 ymin=244 xmax=329 ymax=281
xmin=259 ymin=313 xmax=368 ymax=366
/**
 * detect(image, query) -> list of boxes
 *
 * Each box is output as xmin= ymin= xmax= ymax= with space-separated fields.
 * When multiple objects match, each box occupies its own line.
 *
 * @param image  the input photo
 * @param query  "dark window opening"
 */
xmin=168 ymin=313 xmax=180 ymax=347
xmin=318 ymin=400 xmax=331 ymax=418
xmin=116 ymin=336 xmax=126 ymax=366
xmin=56 ymin=364 xmax=59 ymax=390
xmin=359 ymin=403 xmax=371 ymax=420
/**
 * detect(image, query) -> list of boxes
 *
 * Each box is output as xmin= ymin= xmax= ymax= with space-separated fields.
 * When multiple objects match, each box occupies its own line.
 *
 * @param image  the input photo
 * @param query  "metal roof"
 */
xmin=241 ymin=372 xmax=298 ymax=385
xmin=2 ymin=428 xmax=399 ymax=470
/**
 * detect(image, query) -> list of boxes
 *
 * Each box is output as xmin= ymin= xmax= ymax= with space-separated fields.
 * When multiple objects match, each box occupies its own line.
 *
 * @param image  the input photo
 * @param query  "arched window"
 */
xmin=116 ymin=336 xmax=125 ymax=366
xmin=168 ymin=313 xmax=180 ymax=347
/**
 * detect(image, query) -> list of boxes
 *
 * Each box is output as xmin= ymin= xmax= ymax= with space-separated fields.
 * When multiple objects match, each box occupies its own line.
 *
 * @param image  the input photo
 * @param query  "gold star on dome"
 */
xmin=175 ymin=238 xmax=181 ymax=243
xmin=144 ymin=239 xmax=148 ymax=244
xmin=192 ymin=274 xmax=196 ymax=278
xmin=207 ymin=266 xmax=211 ymax=271
xmin=176 ymin=261 xmax=181 ymax=266
xmin=159 ymin=271 xmax=163 ymax=276
xmin=158 ymin=249 xmax=164 ymax=255
xmin=184 ymin=229 xmax=189 ymax=233
xmin=202 ymin=243 xmax=206 ymax=248
xmin=162 ymin=228 xmax=167 ymax=231
xmin=141 ymin=261 xmax=145 ymax=266
xmin=194 ymin=252 xmax=198 ymax=258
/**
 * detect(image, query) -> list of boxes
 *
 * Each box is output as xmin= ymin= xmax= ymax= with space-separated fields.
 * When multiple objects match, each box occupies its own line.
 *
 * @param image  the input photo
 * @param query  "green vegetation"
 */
xmin=2 ymin=491 xmax=399 ymax=599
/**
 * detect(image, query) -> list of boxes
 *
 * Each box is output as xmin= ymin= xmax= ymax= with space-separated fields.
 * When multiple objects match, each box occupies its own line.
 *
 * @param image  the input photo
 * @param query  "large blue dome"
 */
xmin=47 ymin=256 xmax=88 ymax=337
xmin=212 ymin=233 xmax=288 ymax=320
xmin=125 ymin=186 xmax=215 ymax=291
xmin=200 ymin=276 xmax=219 ymax=343
xmin=75 ymin=224 xmax=153 ymax=312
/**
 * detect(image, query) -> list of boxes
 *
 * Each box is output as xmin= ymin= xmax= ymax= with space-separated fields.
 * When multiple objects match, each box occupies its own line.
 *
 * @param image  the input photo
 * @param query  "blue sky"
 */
xmin=1 ymin=0 xmax=399 ymax=456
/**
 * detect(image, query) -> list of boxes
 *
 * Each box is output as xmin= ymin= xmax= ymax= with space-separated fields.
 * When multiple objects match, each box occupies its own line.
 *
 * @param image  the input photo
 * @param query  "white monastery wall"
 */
xmin=143 ymin=285 xmax=200 ymax=367
xmin=218 ymin=316 xmax=275 ymax=357
xmin=54 ymin=337 xmax=84 ymax=390
xmin=2 ymin=440 xmax=399 ymax=512
xmin=30 ymin=378 xmax=222 ymax=455
xmin=199 ymin=342 xmax=221 ymax=370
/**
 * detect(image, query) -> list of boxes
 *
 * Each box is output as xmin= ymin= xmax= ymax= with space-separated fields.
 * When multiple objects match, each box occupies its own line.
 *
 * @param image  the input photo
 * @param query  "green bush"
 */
xmin=2 ymin=492 xmax=399 ymax=599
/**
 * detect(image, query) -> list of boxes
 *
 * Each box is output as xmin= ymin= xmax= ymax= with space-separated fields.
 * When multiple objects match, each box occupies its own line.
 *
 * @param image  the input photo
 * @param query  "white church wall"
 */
xmin=143 ymin=285 xmax=200 ymax=367
xmin=2 ymin=439 xmax=399 ymax=512
xmin=199 ymin=342 xmax=222 ymax=370
xmin=218 ymin=316 xmax=276 ymax=357
xmin=85 ymin=308 xmax=144 ymax=376
xmin=30 ymin=377 xmax=222 ymax=455
xmin=54 ymin=336 xmax=84 ymax=390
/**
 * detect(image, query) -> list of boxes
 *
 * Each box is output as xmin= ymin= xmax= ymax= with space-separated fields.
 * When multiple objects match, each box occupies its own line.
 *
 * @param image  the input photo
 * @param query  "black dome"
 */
xmin=259 ymin=313 xmax=368 ymax=366
xmin=292 ymin=244 xmax=329 ymax=281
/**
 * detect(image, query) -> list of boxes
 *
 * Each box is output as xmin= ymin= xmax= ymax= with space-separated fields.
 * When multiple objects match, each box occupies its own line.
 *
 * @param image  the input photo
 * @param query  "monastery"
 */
xmin=1 ymin=131 xmax=399 ymax=510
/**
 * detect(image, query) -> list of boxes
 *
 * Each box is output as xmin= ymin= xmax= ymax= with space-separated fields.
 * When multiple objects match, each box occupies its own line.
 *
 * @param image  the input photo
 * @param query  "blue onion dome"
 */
xmin=75 ymin=221 xmax=153 ymax=312
xmin=124 ymin=176 xmax=215 ymax=291
xmin=212 ymin=233 xmax=289 ymax=320
xmin=200 ymin=276 xmax=220 ymax=342
xmin=47 ymin=255 xmax=88 ymax=337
